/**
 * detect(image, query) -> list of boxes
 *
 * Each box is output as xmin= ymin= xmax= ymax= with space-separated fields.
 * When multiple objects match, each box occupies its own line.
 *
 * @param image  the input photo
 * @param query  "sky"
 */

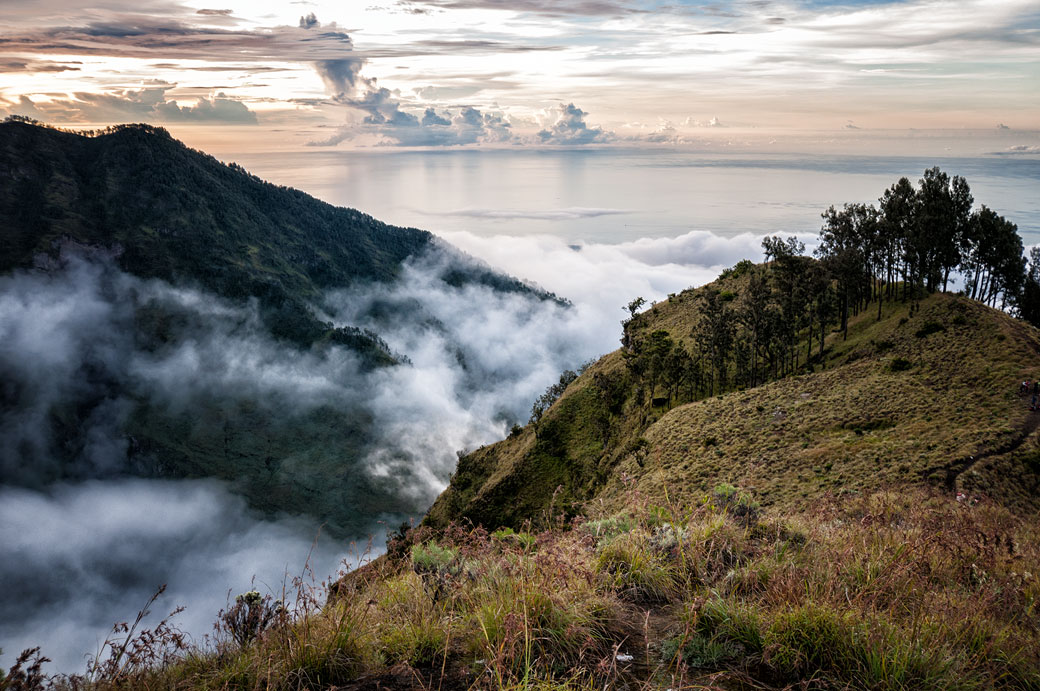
xmin=1 ymin=0 xmax=1038 ymax=155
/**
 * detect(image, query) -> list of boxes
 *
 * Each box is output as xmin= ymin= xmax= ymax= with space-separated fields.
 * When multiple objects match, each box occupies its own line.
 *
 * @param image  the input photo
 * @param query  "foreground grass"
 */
xmin=11 ymin=485 xmax=1039 ymax=690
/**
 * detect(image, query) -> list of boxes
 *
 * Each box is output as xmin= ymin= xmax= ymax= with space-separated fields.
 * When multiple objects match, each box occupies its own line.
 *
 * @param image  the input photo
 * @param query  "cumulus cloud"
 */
xmin=537 ymin=103 xmax=610 ymax=145
xmin=310 ymin=77 xmax=515 ymax=147
xmin=421 ymin=106 xmax=451 ymax=126
xmin=680 ymin=116 xmax=725 ymax=128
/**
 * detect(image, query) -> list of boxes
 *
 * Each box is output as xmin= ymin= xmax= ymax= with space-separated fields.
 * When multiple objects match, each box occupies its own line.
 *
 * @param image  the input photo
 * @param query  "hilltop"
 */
xmin=0 ymin=118 xmax=552 ymax=347
xmin=428 ymin=269 xmax=1040 ymax=530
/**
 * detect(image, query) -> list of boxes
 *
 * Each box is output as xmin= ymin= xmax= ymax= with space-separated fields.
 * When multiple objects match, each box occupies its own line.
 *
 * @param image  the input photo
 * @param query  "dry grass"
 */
xmin=432 ymin=288 xmax=1040 ymax=529
xmin=13 ymin=485 xmax=1039 ymax=690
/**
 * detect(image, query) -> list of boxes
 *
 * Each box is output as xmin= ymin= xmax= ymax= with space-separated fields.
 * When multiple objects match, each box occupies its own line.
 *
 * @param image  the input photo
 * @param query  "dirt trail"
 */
xmin=941 ymin=396 xmax=1040 ymax=490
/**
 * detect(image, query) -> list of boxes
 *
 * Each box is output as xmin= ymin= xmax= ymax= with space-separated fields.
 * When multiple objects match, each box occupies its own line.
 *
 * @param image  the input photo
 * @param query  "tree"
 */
xmin=880 ymin=177 xmax=918 ymax=299
xmin=697 ymin=288 xmax=734 ymax=395
xmin=816 ymin=204 xmax=875 ymax=340
xmin=1019 ymin=247 xmax=1040 ymax=327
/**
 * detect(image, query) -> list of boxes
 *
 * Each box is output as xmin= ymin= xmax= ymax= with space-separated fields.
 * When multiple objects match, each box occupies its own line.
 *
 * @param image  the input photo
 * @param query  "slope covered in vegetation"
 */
xmin=15 ymin=485 xmax=1038 ymax=690
xmin=0 ymin=117 xmax=546 ymax=348
xmin=428 ymin=273 xmax=1040 ymax=531
xmin=428 ymin=167 xmax=1040 ymax=530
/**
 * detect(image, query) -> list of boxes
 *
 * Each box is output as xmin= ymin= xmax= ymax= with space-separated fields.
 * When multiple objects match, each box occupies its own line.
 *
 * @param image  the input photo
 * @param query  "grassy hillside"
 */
xmin=10 ymin=267 xmax=1040 ymax=689
xmin=428 ymin=270 xmax=1040 ymax=530
xmin=31 ymin=486 xmax=1039 ymax=689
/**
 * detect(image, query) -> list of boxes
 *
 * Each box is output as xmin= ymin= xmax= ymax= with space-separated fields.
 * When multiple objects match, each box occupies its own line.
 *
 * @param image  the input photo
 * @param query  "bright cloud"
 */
xmin=0 ymin=0 xmax=1037 ymax=147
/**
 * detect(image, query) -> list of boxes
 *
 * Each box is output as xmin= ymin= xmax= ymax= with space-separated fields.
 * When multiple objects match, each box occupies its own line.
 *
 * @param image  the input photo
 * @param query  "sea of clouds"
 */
xmin=0 ymin=228 xmax=785 ymax=672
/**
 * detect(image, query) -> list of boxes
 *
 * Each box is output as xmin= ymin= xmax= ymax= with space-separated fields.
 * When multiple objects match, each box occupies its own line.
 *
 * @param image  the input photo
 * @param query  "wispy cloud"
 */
xmin=396 ymin=0 xmax=645 ymax=16
xmin=992 ymin=144 xmax=1040 ymax=155
xmin=421 ymin=206 xmax=630 ymax=220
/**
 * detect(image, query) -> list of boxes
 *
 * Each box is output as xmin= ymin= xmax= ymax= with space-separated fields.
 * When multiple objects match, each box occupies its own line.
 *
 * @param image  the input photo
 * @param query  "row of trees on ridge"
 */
xmin=612 ymin=167 xmax=1037 ymax=410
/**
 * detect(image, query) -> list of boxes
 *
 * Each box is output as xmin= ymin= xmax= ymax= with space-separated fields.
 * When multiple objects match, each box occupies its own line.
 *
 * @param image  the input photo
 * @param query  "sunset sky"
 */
xmin=1 ymin=0 xmax=1038 ymax=153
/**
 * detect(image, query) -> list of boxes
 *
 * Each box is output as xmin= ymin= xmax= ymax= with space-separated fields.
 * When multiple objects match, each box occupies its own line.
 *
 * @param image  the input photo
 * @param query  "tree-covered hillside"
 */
xmin=0 ymin=117 xmax=549 ymax=347
xmin=0 ymin=118 xmax=558 ymax=534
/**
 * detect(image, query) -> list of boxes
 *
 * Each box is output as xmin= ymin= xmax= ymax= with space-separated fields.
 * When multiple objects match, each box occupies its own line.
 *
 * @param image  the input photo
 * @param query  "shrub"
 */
xmin=712 ymin=484 xmax=761 ymax=524
xmin=596 ymin=531 xmax=675 ymax=601
xmin=914 ymin=321 xmax=945 ymax=338
xmin=889 ymin=357 xmax=912 ymax=372
xmin=221 ymin=590 xmax=284 ymax=647
xmin=411 ymin=542 xmax=460 ymax=602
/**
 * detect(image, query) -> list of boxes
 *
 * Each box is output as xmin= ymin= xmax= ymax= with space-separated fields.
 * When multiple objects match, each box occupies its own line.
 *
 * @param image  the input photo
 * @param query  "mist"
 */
xmin=0 ymin=229 xmax=772 ymax=673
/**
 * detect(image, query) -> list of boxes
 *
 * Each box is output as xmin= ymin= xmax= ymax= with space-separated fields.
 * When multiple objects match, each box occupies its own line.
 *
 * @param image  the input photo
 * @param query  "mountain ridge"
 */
xmin=427 ymin=267 xmax=1040 ymax=530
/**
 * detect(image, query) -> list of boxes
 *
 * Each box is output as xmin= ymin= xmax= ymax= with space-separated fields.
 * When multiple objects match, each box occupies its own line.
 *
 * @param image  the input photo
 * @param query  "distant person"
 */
xmin=1021 ymin=380 xmax=1031 ymax=396
xmin=1032 ymin=380 xmax=1039 ymax=410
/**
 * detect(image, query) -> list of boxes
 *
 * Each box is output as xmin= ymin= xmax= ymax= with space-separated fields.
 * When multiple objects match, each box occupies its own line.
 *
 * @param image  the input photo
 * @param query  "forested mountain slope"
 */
xmin=0 ymin=119 xmax=555 ymax=534
xmin=0 ymin=118 xmax=546 ymax=347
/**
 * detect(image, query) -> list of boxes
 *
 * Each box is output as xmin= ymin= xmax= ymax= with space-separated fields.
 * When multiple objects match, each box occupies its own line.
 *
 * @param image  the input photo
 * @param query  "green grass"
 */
xmin=431 ymin=287 xmax=1040 ymax=528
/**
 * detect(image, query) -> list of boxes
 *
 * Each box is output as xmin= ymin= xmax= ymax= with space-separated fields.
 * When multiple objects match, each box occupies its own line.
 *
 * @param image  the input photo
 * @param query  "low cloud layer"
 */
xmin=994 ymin=144 xmax=1040 ymax=155
xmin=0 ymin=228 xmax=777 ymax=673
xmin=0 ymin=479 xmax=353 ymax=673
xmin=423 ymin=207 xmax=629 ymax=221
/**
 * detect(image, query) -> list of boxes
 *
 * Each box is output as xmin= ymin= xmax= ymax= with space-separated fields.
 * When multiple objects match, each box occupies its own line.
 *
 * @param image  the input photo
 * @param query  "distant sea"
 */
xmin=229 ymin=149 xmax=1040 ymax=246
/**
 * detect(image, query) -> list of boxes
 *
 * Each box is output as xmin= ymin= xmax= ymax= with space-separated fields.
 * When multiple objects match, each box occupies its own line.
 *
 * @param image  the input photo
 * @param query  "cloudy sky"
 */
xmin=1 ymin=0 xmax=1037 ymax=151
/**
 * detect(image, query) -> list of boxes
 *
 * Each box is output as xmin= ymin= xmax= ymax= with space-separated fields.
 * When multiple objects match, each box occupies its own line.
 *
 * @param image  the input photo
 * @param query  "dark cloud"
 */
xmin=299 ymin=12 xmax=320 ymax=28
xmin=537 ymin=103 xmax=610 ymax=145
xmin=0 ymin=18 xmax=357 ymax=63
xmin=314 ymin=58 xmax=365 ymax=96
xmin=196 ymin=8 xmax=233 ymax=15
xmin=3 ymin=85 xmax=258 ymax=124
xmin=0 ymin=58 xmax=80 ymax=72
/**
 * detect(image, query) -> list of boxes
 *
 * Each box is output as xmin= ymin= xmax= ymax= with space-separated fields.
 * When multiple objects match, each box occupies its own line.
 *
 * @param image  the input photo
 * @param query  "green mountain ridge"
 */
xmin=0 ymin=118 xmax=557 ymax=349
xmin=427 ymin=268 xmax=1040 ymax=530
xmin=0 ymin=119 xmax=558 ymax=534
